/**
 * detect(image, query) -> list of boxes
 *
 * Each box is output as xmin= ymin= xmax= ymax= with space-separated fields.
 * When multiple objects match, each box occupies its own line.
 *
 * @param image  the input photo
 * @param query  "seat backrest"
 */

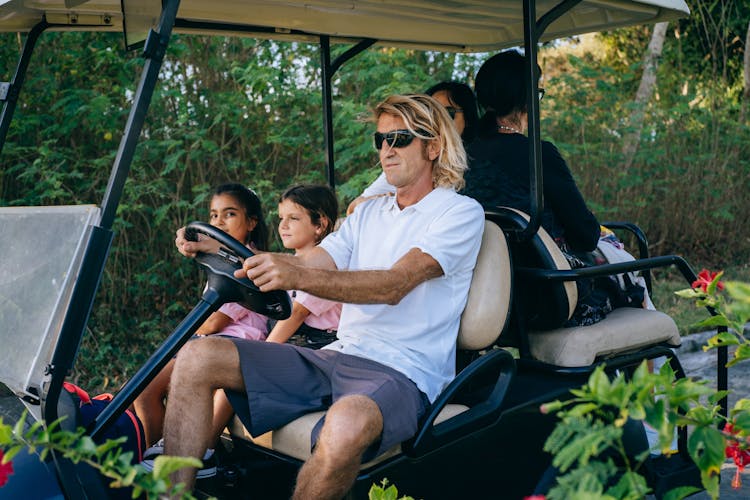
xmin=487 ymin=208 xmax=577 ymax=331
xmin=457 ymin=220 xmax=512 ymax=350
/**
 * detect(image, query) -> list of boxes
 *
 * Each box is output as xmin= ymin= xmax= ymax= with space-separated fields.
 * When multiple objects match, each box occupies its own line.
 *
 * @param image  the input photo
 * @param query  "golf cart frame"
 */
xmin=1 ymin=0 xmax=723 ymax=498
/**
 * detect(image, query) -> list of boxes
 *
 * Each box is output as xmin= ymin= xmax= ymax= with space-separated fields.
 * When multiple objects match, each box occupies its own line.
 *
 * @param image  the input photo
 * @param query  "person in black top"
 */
xmin=465 ymin=49 xmax=599 ymax=253
xmin=467 ymin=49 xmax=610 ymax=326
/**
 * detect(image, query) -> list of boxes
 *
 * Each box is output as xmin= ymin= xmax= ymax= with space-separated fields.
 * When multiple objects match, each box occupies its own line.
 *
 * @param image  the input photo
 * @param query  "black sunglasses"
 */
xmin=373 ymin=129 xmax=418 ymax=150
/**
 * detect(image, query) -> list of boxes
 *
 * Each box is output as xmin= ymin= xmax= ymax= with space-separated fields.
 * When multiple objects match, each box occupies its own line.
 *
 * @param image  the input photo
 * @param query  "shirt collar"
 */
xmin=382 ymin=187 xmax=456 ymax=214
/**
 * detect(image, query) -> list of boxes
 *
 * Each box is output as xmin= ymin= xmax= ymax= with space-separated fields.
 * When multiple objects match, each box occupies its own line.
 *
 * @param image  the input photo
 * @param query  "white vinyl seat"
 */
xmin=229 ymin=220 xmax=512 ymax=466
xmin=493 ymin=207 xmax=681 ymax=367
xmin=529 ymin=308 xmax=680 ymax=366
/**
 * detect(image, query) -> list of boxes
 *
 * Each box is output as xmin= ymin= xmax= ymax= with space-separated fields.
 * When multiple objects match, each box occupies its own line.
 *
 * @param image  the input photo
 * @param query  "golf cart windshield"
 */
xmin=0 ymin=205 xmax=100 ymax=417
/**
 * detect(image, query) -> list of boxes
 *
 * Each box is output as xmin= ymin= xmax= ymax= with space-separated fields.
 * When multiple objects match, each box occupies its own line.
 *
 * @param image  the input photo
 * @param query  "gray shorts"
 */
xmin=225 ymin=339 xmax=429 ymax=460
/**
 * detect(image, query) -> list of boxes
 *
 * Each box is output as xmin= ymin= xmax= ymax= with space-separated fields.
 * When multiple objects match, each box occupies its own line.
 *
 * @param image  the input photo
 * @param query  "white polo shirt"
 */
xmin=319 ymin=187 xmax=484 ymax=402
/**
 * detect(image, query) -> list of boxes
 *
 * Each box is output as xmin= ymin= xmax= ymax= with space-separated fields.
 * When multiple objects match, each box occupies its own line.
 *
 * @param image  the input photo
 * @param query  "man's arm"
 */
xmin=236 ymin=247 xmax=443 ymax=305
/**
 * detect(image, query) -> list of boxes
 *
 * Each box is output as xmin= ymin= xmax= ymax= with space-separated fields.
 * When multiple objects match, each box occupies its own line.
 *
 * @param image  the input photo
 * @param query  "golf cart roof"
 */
xmin=1 ymin=0 xmax=689 ymax=52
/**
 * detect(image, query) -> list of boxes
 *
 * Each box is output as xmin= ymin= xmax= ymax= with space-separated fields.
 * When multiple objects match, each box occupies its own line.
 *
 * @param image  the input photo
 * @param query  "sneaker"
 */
xmin=140 ymin=439 xmax=216 ymax=478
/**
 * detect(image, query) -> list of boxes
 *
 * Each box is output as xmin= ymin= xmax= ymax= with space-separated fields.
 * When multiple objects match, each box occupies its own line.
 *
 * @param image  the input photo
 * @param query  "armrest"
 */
xmin=517 ymin=254 xmax=697 ymax=287
xmin=407 ymin=348 xmax=515 ymax=456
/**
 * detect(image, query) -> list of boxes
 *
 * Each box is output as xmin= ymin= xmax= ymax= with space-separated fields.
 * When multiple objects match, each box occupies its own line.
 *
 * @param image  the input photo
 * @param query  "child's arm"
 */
xmin=196 ymin=311 xmax=233 ymax=335
xmin=265 ymin=301 xmax=311 ymax=344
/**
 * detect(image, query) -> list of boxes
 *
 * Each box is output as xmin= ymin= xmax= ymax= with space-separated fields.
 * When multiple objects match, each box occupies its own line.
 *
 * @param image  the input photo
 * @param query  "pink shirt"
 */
xmin=294 ymin=291 xmax=341 ymax=332
xmin=217 ymin=302 xmax=268 ymax=341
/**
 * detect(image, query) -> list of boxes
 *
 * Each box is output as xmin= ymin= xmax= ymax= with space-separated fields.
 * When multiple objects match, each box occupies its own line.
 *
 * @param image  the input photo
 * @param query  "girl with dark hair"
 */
xmin=347 ymin=81 xmax=479 ymax=214
xmin=266 ymin=184 xmax=342 ymax=348
xmin=137 ymin=183 xmax=271 ymax=474
xmin=213 ymin=183 xmax=269 ymax=251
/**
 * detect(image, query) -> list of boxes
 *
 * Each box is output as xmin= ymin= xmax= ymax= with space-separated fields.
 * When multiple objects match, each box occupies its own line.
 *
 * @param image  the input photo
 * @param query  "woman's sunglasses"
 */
xmin=373 ymin=130 xmax=418 ymax=150
xmin=444 ymin=106 xmax=463 ymax=119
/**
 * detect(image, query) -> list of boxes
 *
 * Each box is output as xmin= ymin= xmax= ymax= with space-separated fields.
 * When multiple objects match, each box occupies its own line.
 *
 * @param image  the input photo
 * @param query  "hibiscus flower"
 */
xmin=692 ymin=269 xmax=725 ymax=293
xmin=0 ymin=449 xmax=14 ymax=487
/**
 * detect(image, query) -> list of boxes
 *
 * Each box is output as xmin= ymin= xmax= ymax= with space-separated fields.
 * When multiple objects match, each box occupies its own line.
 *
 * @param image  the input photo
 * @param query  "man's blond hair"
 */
xmin=374 ymin=94 xmax=467 ymax=190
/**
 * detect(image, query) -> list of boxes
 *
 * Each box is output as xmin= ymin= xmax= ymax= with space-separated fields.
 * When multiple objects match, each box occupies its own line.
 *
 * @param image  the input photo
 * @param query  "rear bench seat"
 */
xmin=490 ymin=207 xmax=681 ymax=368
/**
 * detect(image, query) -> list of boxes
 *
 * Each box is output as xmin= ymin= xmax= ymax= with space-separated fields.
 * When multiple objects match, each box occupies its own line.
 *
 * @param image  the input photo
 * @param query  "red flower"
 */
xmin=0 ymin=450 xmax=14 ymax=487
xmin=692 ymin=269 xmax=724 ymax=293
xmin=524 ymin=496 xmax=546 ymax=500
xmin=724 ymin=422 xmax=750 ymax=489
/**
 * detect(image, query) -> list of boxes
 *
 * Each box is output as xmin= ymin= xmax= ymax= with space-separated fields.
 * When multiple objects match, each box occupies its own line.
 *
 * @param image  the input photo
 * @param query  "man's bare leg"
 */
xmin=162 ymin=337 xmax=245 ymax=493
xmin=293 ymin=395 xmax=383 ymax=500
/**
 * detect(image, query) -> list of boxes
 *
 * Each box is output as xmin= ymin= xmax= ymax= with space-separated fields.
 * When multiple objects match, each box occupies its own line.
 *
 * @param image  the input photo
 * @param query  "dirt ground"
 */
xmin=2 ymin=331 xmax=749 ymax=498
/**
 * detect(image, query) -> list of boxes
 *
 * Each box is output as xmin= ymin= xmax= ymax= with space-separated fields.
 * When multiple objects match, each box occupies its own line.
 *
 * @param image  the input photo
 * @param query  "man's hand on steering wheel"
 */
xmin=181 ymin=221 xmax=293 ymax=320
xmin=234 ymin=253 xmax=301 ymax=292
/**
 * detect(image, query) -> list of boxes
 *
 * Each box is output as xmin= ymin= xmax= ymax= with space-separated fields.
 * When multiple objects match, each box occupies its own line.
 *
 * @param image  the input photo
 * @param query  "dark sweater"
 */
xmin=464 ymin=133 xmax=599 ymax=252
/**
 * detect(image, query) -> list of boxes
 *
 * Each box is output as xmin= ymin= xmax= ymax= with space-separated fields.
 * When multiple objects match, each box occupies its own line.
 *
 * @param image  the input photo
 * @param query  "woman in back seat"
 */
xmin=465 ymin=49 xmax=599 ymax=254
xmin=465 ymin=50 xmax=606 ymax=326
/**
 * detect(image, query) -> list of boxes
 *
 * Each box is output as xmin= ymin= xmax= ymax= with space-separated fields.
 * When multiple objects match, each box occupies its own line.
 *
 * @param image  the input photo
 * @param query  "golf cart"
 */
xmin=0 ymin=0 xmax=718 ymax=498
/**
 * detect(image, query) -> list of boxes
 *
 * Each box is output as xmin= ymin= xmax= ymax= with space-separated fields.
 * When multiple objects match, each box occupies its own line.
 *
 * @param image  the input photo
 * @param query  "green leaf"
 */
xmin=607 ymin=470 xmax=649 ymax=499
xmin=726 ymin=281 xmax=750 ymax=303
xmin=693 ymin=316 xmax=731 ymax=330
xmin=729 ymin=343 xmax=750 ymax=366
xmin=568 ymin=403 xmax=600 ymax=417
xmin=588 ymin=366 xmax=611 ymax=399
xmin=688 ymin=426 xmax=725 ymax=476
xmin=12 ymin=411 xmax=27 ymax=438
xmin=0 ymin=422 xmax=12 ymax=444
xmin=730 ymin=409 xmax=750 ymax=429
xmin=662 ymin=485 xmax=703 ymax=500
xmin=3 ymin=444 xmax=24 ymax=463
xmin=151 ymin=455 xmax=203 ymax=479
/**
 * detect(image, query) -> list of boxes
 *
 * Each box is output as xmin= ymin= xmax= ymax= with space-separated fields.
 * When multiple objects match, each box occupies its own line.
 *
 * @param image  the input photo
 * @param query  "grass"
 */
xmin=649 ymin=263 xmax=750 ymax=335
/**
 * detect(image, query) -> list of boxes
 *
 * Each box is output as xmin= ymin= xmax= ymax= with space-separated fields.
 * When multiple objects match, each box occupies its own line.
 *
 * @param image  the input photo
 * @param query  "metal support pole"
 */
xmin=517 ymin=0 xmax=583 ymax=242
xmin=519 ymin=0 xmax=543 ymax=242
xmin=0 ymin=20 xmax=48 ymax=156
xmin=99 ymin=0 xmax=182 ymax=230
xmin=319 ymin=37 xmax=376 ymax=189
xmin=320 ymin=36 xmax=336 ymax=189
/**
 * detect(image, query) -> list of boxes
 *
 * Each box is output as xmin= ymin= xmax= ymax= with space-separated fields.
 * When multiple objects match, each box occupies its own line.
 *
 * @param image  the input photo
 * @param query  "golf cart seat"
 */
xmin=229 ymin=219 xmax=513 ymax=466
xmin=490 ymin=208 xmax=680 ymax=367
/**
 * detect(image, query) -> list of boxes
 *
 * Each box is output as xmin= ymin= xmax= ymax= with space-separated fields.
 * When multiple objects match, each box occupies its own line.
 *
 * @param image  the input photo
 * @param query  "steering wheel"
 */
xmin=185 ymin=221 xmax=292 ymax=320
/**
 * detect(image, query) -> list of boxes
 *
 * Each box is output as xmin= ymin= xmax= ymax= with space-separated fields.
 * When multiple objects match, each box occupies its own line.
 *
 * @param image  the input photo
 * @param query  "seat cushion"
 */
xmin=528 ymin=308 xmax=681 ymax=367
xmin=229 ymin=404 xmax=469 ymax=468
xmin=458 ymin=221 xmax=511 ymax=350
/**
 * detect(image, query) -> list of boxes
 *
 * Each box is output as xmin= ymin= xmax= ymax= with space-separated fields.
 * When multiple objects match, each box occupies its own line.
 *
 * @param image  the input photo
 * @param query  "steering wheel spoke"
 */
xmin=186 ymin=221 xmax=292 ymax=320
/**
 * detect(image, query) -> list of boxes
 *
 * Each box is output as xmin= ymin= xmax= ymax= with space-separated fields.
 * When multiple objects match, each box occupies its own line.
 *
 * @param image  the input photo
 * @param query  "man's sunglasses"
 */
xmin=373 ymin=130 xmax=419 ymax=150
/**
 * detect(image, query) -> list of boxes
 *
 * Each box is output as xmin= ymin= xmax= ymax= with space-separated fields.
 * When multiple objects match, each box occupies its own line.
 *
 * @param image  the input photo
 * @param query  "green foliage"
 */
xmin=542 ymin=361 xmax=731 ymax=500
xmin=368 ymin=478 xmax=415 ymax=500
xmin=544 ymin=273 xmax=750 ymax=499
xmin=0 ymin=411 xmax=203 ymax=499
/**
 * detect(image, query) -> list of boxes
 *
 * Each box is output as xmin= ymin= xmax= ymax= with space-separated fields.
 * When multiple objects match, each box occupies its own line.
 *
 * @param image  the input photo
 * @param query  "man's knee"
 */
xmin=172 ymin=337 xmax=239 ymax=384
xmin=321 ymin=395 xmax=383 ymax=453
